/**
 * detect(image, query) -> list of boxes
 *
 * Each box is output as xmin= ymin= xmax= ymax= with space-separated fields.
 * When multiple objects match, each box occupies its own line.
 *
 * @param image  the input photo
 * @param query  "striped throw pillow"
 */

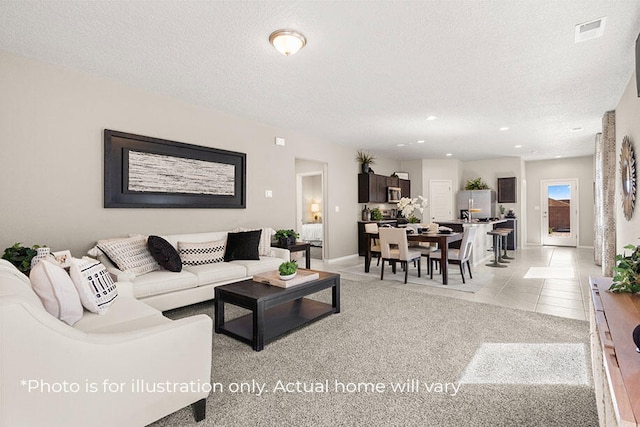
xmin=70 ymin=257 xmax=118 ymax=314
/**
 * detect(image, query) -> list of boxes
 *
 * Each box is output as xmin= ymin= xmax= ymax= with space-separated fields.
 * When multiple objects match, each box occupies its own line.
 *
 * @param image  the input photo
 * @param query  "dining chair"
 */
xmin=430 ymin=227 xmax=477 ymax=284
xmin=379 ymin=227 xmax=421 ymax=284
xmin=364 ymin=223 xmax=382 ymax=266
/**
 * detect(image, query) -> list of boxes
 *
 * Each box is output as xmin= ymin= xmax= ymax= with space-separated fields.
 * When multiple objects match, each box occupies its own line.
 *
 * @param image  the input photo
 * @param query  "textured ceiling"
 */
xmin=1 ymin=1 xmax=639 ymax=161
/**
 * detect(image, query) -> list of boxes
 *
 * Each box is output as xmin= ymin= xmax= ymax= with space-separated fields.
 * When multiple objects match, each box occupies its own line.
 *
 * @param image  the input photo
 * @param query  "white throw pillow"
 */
xmin=29 ymin=259 xmax=83 ymax=326
xmin=70 ymin=257 xmax=118 ymax=314
xmin=96 ymin=235 xmax=160 ymax=276
xmin=178 ymin=240 xmax=226 ymax=265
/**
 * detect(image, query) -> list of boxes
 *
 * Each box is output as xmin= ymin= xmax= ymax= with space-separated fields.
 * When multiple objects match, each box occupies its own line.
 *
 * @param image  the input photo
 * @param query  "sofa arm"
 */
xmin=269 ymin=247 xmax=290 ymax=262
xmin=1 ymin=300 xmax=213 ymax=427
xmin=115 ymin=281 xmax=134 ymax=298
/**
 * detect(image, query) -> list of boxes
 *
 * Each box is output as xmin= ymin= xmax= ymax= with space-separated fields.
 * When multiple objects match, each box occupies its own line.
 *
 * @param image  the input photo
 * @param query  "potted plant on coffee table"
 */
xmin=278 ymin=261 xmax=298 ymax=280
xmin=274 ymin=229 xmax=299 ymax=248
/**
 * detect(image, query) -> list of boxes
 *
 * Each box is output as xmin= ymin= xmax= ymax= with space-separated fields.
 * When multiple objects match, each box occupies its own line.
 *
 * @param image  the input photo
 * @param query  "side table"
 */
xmin=272 ymin=241 xmax=311 ymax=269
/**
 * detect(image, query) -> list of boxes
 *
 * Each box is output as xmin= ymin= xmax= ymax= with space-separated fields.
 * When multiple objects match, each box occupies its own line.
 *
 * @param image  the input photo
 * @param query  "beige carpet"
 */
xmin=154 ymin=278 xmax=597 ymax=426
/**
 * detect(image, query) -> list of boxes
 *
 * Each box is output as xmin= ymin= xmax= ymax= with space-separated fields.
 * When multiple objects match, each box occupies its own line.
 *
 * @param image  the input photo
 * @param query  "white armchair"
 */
xmin=0 ymin=260 xmax=212 ymax=427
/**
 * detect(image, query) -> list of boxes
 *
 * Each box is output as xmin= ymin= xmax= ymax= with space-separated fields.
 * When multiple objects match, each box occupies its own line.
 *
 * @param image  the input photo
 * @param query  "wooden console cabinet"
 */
xmin=590 ymin=277 xmax=640 ymax=426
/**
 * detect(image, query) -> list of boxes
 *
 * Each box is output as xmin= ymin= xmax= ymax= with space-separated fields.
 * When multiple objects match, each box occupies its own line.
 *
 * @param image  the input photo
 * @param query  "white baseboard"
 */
xmin=324 ymin=253 xmax=360 ymax=264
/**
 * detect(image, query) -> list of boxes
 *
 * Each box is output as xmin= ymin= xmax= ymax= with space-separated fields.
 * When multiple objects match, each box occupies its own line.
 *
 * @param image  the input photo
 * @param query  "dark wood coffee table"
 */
xmin=214 ymin=270 xmax=340 ymax=351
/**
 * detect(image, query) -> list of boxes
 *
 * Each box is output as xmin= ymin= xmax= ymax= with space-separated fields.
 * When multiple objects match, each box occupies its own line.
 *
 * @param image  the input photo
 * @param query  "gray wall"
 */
xmin=615 ymin=71 xmax=640 ymax=253
xmin=0 ymin=50 xmax=359 ymax=259
xmin=525 ymin=156 xmax=595 ymax=247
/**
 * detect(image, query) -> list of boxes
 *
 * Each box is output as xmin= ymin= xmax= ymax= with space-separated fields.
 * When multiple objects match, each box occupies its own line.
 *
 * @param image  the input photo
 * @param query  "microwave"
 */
xmin=387 ymin=187 xmax=402 ymax=203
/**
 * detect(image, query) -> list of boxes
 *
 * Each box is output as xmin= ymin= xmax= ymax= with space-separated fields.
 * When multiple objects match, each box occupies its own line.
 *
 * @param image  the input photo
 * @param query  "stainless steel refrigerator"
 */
xmin=457 ymin=190 xmax=496 ymax=219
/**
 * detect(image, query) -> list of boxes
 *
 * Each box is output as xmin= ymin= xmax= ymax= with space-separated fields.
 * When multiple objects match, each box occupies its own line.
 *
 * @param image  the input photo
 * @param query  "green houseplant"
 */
xmin=355 ymin=150 xmax=376 ymax=174
xmin=2 ymin=242 xmax=42 ymax=275
xmin=274 ymin=229 xmax=299 ymax=248
xmin=278 ymin=260 xmax=298 ymax=280
xmin=610 ymin=244 xmax=640 ymax=293
xmin=465 ymin=177 xmax=490 ymax=190
xmin=370 ymin=207 xmax=383 ymax=221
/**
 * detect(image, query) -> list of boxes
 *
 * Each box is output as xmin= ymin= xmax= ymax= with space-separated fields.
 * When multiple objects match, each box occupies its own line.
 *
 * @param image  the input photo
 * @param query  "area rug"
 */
xmin=154 ymin=278 xmax=597 ymax=427
xmin=339 ymin=262 xmax=490 ymax=293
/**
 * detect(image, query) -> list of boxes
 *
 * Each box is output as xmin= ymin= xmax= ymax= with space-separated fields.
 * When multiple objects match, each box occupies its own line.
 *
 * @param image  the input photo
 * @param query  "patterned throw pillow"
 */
xmin=178 ymin=240 xmax=226 ymax=266
xmin=29 ymin=259 xmax=83 ymax=325
xmin=147 ymin=235 xmax=182 ymax=272
xmin=96 ymin=235 xmax=160 ymax=276
xmin=69 ymin=257 xmax=118 ymax=314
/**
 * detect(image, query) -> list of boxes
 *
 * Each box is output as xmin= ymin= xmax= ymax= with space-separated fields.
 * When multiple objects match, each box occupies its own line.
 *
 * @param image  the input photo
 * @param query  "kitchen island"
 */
xmin=437 ymin=219 xmax=507 ymax=266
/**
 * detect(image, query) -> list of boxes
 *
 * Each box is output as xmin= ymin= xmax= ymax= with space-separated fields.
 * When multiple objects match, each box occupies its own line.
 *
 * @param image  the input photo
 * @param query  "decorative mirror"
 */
xmin=620 ymin=135 xmax=636 ymax=221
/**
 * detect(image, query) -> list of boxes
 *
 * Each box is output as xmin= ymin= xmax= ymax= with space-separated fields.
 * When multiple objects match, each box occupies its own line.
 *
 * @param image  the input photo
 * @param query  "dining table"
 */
xmin=364 ymin=230 xmax=463 ymax=285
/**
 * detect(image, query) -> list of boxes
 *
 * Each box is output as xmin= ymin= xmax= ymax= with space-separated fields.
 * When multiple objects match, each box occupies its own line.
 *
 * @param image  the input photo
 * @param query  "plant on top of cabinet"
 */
xmin=355 ymin=150 xmax=376 ymax=174
xmin=465 ymin=177 xmax=490 ymax=190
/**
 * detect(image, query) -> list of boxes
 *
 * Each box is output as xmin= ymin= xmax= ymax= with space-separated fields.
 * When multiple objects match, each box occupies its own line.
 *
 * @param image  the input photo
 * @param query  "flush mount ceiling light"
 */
xmin=426 ymin=116 xmax=437 ymax=121
xmin=269 ymin=29 xmax=307 ymax=56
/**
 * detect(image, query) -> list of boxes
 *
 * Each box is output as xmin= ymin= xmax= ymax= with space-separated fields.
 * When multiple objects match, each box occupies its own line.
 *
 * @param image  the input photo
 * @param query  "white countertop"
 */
xmin=441 ymin=219 xmax=507 ymax=226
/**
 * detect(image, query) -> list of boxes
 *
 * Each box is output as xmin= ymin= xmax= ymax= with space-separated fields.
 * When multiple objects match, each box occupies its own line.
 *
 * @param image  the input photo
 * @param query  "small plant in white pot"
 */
xmin=278 ymin=261 xmax=298 ymax=280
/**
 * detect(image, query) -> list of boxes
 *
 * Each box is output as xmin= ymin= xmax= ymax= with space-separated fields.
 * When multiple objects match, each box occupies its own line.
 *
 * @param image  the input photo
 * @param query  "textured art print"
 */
xmin=127 ymin=151 xmax=235 ymax=196
xmin=104 ymin=129 xmax=246 ymax=208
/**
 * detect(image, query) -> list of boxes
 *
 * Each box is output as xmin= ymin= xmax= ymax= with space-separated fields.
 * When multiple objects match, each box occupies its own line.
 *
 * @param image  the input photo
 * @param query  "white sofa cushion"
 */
xmin=130 ymin=270 xmax=199 ymax=299
xmin=178 ymin=239 xmax=226 ymax=265
xmin=231 ymin=256 xmax=285 ymax=276
xmin=185 ymin=262 xmax=247 ymax=286
xmin=69 ymin=257 xmax=118 ymax=314
xmin=73 ymin=296 xmax=169 ymax=333
xmin=97 ymin=235 xmax=160 ymax=276
xmin=29 ymin=259 xmax=83 ymax=326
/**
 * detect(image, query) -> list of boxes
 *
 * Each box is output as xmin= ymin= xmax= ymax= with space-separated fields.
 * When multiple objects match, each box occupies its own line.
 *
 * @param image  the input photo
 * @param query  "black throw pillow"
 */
xmin=224 ymin=230 xmax=262 ymax=262
xmin=147 ymin=235 xmax=182 ymax=272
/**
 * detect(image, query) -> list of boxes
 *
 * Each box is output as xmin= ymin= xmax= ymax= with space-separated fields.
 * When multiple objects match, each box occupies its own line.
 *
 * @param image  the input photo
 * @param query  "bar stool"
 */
xmin=494 ymin=229 xmax=510 ymax=264
xmin=498 ymin=228 xmax=514 ymax=260
xmin=486 ymin=230 xmax=507 ymax=268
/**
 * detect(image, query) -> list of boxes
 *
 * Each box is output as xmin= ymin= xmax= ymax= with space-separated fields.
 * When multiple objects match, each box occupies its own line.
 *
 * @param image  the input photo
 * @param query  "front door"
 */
xmin=541 ymin=179 xmax=578 ymax=247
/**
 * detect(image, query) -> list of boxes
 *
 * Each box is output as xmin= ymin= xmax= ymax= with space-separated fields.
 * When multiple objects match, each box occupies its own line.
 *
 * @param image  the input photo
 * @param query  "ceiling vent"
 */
xmin=575 ymin=17 xmax=606 ymax=43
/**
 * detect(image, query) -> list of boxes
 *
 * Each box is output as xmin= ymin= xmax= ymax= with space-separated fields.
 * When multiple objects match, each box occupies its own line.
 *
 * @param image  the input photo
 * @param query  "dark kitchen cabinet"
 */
xmin=358 ymin=173 xmax=388 ymax=203
xmin=358 ymin=174 xmax=411 ymax=203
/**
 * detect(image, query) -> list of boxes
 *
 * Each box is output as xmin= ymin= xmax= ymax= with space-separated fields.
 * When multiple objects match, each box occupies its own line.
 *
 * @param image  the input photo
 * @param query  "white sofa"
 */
xmin=94 ymin=230 xmax=290 ymax=311
xmin=0 ymin=259 xmax=212 ymax=427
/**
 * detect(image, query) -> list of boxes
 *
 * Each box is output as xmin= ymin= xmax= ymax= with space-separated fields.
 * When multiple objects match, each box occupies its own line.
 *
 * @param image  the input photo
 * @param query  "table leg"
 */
xmin=253 ymin=301 xmax=265 ymax=352
xmin=365 ymin=234 xmax=372 ymax=273
xmin=305 ymin=245 xmax=311 ymax=269
xmin=332 ymin=278 xmax=341 ymax=313
xmin=214 ymin=291 xmax=224 ymax=333
xmin=441 ymin=240 xmax=449 ymax=285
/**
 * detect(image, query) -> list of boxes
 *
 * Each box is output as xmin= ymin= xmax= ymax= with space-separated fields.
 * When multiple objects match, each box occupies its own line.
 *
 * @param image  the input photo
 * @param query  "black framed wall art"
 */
xmin=104 ymin=129 xmax=246 ymax=208
xmin=497 ymin=177 xmax=517 ymax=203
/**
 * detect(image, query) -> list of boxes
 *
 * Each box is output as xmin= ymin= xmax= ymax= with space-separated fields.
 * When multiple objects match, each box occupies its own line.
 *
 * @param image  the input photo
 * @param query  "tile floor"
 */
xmin=308 ymin=245 xmax=603 ymax=321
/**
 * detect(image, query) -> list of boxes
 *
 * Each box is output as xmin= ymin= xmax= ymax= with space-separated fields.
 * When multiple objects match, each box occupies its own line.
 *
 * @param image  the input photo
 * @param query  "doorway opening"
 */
xmin=541 ymin=179 xmax=578 ymax=247
xmin=295 ymin=159 xmax=327 ymax=261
